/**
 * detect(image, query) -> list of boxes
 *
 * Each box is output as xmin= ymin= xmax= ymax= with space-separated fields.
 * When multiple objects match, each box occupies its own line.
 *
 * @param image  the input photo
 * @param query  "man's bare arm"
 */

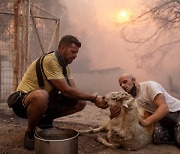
xmin=140 ymin=93 xmax=169 ymax=126
xmin=50 ymin=78 xmax=108 ymax=109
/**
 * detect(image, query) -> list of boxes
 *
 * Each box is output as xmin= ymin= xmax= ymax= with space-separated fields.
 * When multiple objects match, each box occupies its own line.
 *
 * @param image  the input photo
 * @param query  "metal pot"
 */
xmin=35 ymin=127 xmax=79 ymax=154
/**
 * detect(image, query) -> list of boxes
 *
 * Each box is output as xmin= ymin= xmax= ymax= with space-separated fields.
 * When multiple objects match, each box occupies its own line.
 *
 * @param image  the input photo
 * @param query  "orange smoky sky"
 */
xmin=58 ymin=0 xmax=180 ymax=90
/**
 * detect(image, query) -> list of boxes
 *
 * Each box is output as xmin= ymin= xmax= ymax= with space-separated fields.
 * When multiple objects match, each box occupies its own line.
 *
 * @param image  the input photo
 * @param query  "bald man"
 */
xmin=117 ymin=73 xmax=180 ymax=148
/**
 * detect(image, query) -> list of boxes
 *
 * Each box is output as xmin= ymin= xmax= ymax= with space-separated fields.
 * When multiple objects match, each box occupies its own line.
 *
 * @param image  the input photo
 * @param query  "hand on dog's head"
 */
xmin=103 ymin=91 xmax=131 ymax=105
xmin=103 ymin=91 xmax=134 ymax=119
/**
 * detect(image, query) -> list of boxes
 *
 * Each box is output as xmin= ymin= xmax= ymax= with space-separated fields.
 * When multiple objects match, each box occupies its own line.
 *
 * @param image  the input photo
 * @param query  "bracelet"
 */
xmin=92 ymin=95 xmax=98 ymax=103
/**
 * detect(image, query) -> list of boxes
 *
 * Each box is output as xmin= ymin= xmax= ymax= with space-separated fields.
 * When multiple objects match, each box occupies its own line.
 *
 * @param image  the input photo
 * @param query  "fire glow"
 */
xmin=114 ymin=9 xmax=132 ymax=24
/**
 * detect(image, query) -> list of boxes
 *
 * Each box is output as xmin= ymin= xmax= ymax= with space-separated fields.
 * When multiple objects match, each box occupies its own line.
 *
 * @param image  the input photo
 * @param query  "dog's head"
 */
xmin=103 ymin=91 xmax=135 ymax=109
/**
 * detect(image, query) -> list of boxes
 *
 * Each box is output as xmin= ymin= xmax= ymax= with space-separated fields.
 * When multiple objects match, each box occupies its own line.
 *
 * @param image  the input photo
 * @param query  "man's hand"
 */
xmin=139 ymin=119 xmax=149 ymax=127
xmin=94 ymin=96 xmax=108 ymax=109
xmin=109 ymin=105 xmax=121 ymax=119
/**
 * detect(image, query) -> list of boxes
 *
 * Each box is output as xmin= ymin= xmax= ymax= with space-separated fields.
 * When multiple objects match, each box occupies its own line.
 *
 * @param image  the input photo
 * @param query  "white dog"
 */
xmin=80 ymin=91 xmax=154 ymax=150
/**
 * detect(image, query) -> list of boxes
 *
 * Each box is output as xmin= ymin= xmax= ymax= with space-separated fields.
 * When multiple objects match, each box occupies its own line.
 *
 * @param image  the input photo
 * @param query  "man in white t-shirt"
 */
xmin=115 ymin=73 xmax=180 ymax=148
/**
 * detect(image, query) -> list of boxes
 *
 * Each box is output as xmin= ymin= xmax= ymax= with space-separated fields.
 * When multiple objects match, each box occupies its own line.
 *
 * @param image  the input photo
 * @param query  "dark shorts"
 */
xmin=7 ymin=90 xmax=78 ymax=119
xmin=7 ymin=91 xmax=29 ymax=118
xmin=46 ymin=90 xmax=78 ymax=119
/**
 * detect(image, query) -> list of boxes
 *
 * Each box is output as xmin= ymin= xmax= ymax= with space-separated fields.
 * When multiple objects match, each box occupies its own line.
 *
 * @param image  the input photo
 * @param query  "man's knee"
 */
xmin=33 ymin=90 xmax=49 ymax=101
xmin=153 ymin=123 xmax=175 ymax=144
xmin=25 ymin=90 xmax=49 ymax=108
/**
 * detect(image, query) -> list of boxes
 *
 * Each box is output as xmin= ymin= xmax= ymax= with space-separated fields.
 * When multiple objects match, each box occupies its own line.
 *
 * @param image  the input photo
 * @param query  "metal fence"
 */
xmin=0 ymin=0 xmax=60 ymax=103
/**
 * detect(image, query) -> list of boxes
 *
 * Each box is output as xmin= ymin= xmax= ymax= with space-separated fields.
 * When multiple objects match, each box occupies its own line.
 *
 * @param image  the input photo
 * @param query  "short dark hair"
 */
xmin=58 ymin=35 xmax=81 ymax=49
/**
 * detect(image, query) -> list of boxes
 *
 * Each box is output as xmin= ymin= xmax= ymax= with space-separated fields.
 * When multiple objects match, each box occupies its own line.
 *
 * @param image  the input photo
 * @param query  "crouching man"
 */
xmin=7 ymin=35 xmax=108 ymax=150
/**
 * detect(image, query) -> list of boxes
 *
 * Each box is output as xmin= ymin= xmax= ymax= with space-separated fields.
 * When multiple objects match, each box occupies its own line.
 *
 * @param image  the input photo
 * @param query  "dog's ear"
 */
xmin=122 ymin=99 xmax=133 ymax=108
xmin=122 ymin=100 xmax=129 ymax=108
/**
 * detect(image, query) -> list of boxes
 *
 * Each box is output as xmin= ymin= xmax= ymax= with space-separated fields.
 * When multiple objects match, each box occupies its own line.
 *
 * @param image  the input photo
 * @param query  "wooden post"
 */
xmin=13 ymin=0 xmax=19 ymax=91
xmin=25 ymin=0 xmax=30 ymax=69
xmin=20 ymin=0 xmax=26 ymax=77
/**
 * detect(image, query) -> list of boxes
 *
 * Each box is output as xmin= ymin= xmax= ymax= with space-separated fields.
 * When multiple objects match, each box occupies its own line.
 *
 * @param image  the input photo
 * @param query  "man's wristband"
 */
xmin=91 ymin=95 xmax=98 ymax=103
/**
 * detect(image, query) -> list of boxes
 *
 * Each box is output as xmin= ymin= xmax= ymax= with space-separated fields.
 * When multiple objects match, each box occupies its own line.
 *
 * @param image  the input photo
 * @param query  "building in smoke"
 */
xmin=73 ymin=67 xmax=124 ymax=95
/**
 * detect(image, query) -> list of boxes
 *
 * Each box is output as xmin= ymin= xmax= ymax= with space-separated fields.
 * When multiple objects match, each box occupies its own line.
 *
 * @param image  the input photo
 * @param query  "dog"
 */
xmin=80 ymin=91 xmax=154 ymax=150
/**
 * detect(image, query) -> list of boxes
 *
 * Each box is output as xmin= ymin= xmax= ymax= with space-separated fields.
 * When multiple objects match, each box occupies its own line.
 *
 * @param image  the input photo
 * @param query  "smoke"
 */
xmin=57 ymin=0 xmax=180 ymax=93
xmin=59 ymin=0 xmax=138 ymax=71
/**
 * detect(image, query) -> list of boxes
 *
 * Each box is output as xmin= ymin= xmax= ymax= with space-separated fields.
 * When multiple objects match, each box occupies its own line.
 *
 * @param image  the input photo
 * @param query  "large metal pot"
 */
xmin=35 ymin=127 xmax=79 ymax=154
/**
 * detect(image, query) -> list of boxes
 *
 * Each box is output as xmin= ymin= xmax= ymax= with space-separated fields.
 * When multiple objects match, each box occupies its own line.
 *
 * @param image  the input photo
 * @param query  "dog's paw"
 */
xmin=97 ymin=136 xmax=106 ymax=143
xmin=97 ymin=136 xmax=119 ymax=148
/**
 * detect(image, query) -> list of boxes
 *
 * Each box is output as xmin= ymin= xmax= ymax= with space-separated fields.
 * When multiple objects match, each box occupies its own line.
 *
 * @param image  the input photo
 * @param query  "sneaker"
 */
xmin=24 ymin=131 xmax=35 ymax=150
xmin=38 ymin=117 xmax=53 ymax=129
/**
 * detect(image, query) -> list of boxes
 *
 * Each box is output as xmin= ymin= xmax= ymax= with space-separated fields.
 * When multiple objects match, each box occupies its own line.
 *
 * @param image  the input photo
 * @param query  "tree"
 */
xmin=120 ymin=0 xmax=180 ymax=71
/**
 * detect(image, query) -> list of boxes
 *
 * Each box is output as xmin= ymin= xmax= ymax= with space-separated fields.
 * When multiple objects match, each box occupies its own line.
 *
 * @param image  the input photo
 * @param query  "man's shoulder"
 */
xmin=43 ymin=52 xmax=59 ymax=66
xmin=140 ymin=81 xmax=163 ymax=93
xmin=140 ymin=80 xmax=164 ymax=98
xmin=44 ymin=52 xmax=56 ymax=60
xmin=140 ymin=81 xmax=160 ymax=86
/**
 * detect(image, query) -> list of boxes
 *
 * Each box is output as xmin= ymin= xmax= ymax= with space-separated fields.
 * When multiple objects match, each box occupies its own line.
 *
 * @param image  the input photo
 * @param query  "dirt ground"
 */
xmin=0 ymin=102 xmax=180 ymax=154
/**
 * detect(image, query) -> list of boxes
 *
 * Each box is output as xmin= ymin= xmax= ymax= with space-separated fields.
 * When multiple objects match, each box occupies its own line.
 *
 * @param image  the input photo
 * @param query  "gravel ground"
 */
xmin=0 ymin=102 xmax=179 ymax=154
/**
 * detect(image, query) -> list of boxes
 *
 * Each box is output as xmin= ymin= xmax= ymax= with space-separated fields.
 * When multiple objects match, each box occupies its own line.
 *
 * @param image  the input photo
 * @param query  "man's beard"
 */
xmin=129 ymin=84 xmax=136 ymax=97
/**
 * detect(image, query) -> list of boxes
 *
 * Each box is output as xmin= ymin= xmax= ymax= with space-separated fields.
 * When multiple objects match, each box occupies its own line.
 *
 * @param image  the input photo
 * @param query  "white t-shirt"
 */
xmin=135 ymin=81 xmax=180 ymax=113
